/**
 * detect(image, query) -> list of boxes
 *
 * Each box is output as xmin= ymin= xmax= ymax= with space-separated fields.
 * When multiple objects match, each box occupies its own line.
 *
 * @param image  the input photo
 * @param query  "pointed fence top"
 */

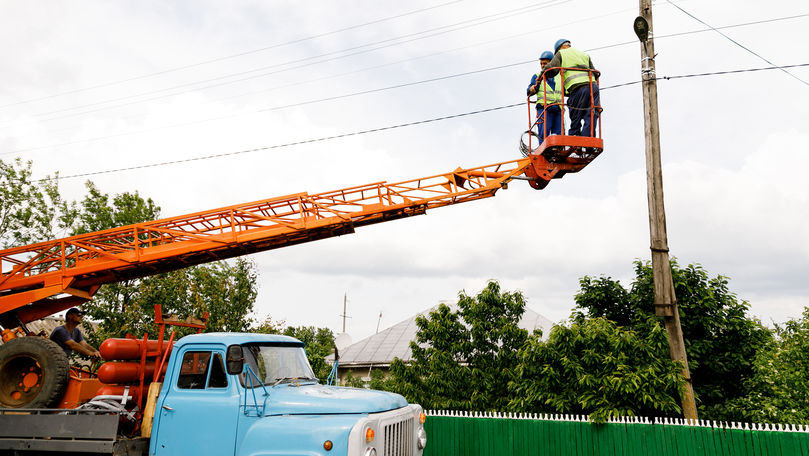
xmin=424 ymin=410 xmax=806 ymax=432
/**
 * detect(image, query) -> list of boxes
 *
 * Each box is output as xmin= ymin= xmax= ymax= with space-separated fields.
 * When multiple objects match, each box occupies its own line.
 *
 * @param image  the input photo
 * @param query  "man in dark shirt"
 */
xmin=50 ymin=308 xmax=101 ymax=359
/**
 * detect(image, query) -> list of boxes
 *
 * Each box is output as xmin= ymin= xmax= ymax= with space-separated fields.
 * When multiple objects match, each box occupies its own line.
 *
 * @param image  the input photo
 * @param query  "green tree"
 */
xmin=575 ymin=260 xmax=772 ymax=421
xmin=733 ymin=307 xmax=809 ymax=424
xmin=510 ymin=317 xmax=684 ymax=422
xmin=342 ymin=371 xmax=366 ymax=388
xmin=369 ymin=368 xmax=387 ymax=390
xmin=0 ymin=158 xmax=69 ymax=247
xmin=250 ymin=319 xmax=335 ymax=382
xmin=385 ymin=281 xmax=531 ymax=411
xmin=71 ymin=181 xmax=159 ymax=235
xmin=281 ymin=326 xmax=335 ymax=381
xmin=84 ymin=258 xmax=259 ymax=347
xmin=67 ymin=182 xmax=259 ymax=346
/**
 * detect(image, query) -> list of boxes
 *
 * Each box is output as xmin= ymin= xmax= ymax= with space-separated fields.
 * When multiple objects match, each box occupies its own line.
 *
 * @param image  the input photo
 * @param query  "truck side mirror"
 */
xmin=226 ymin=344 xmax=244 ymax=375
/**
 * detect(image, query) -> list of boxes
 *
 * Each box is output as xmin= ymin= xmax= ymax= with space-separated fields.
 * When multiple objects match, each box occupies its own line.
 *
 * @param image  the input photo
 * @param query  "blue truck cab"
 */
xmin=149 ymin=333 xmax=426 ymax=456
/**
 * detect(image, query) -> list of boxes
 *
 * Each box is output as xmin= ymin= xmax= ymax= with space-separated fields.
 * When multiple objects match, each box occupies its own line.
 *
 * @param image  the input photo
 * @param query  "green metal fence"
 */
xmin=423 ymin=411 xmax=809 ymax=455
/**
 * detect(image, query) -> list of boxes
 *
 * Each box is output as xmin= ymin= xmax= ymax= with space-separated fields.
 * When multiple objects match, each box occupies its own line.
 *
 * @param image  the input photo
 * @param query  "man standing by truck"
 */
xmin=49 ymin=307 xmax=101 ymax=359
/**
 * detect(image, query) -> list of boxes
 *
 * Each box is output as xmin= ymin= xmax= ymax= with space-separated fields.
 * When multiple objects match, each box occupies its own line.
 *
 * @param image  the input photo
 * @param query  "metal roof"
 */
xmin=332 ymin=305 xmax=553 ymax=367
xmin=175 ymin=332 xmax=302 ymax=347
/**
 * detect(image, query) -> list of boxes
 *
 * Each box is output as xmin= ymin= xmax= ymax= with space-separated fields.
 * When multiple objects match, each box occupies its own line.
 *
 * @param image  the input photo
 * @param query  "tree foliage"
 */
xmin=384 ymin=281 xmax=530 ymax=411
xmin=510 ymin=317 xmax=684 ymax=422
xmin=342 ymin=371 xmax=367 ymax=388
xmin=732 ymin=307 xmax=809 ymax=424
xmin=71 ymin=181 xmax=159 ymax=235
xmin=250 ymin=318 xmax=335 ymax=382
xmin=575 ymin=260 xmax=772 ymax=421
xmin=281 ymin=326 xmax=335 ymax=381
xmin=0 ymin=158 xmax=69 ymax=248
xmin=66 ymin=182 xmax=258 ymax=346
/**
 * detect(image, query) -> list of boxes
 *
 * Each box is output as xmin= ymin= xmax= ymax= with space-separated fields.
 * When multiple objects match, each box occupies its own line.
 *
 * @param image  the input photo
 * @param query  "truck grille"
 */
xmin=382 ymin=417 xmax=414 ymax=456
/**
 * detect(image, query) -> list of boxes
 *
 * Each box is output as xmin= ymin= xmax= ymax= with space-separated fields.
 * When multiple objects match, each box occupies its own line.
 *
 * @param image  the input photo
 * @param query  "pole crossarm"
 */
xmin=0 ymin=159 xmax=530 ymax=319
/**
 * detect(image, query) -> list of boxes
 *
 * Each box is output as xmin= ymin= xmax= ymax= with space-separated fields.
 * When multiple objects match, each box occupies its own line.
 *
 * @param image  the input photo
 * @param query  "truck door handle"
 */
xmin=162 ymin=405 xmax=174 ymax=411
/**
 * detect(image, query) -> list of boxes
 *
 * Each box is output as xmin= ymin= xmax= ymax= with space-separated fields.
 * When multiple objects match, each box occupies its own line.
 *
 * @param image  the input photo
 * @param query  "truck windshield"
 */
xmin=241 ymin=344 xmax=317 ymax=387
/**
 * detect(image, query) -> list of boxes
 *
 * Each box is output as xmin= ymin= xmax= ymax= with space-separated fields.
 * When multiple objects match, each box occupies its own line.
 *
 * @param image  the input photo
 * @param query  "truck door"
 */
xmin=153 ymin=347 xmax=239 ymax=455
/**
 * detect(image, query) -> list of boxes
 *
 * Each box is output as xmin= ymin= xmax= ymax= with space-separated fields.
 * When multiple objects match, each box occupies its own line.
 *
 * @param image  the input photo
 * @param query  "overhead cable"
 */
xmin=7 ymin=9 xmax=809 ymax=157
xmin=666 ymin=1 xmax=809 ymax=87
xmin=6 ymin=7 xmax=808 ymax=159
xmin=0 ymin=0 xmax=466 ymax=109
xmin=23 ymin=1 xmax=567 ymax=120
xmin=11 ymin=8 xmax=806 ymax=130
xmin=36 ymin=63 xmax=809 ymax=182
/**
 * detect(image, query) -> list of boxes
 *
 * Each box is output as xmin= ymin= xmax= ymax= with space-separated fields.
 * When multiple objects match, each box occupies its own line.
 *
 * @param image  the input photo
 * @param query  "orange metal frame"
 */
xmin=57 ymin=367 xmax=103 ymax=409
xmin=0 ymin=160 xmax=532 ymax=325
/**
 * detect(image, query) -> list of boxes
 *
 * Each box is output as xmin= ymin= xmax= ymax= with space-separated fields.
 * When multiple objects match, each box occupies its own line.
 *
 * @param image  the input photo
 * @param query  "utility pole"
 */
xmin=340 ymin=293 xmax=351 ymax=333
xmin=635 ymin=0 xmax=698 ymax=420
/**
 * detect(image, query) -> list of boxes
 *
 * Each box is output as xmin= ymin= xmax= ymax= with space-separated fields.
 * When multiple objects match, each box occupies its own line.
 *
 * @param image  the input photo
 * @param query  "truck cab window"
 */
xmin=177 ymin=351 xmax=211 ymax=389
xmin=207 ymin=353 xmax=228 ymax=388
xmin=240 ymin=344 xmax=316 ymax=387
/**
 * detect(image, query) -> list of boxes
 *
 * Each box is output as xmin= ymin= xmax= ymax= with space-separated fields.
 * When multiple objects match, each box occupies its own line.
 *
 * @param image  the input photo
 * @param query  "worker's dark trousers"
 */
xmin=536 ymin=105 xmax=562 ymax=141
xmin=567 ymin=83 xmax=600 ymax=136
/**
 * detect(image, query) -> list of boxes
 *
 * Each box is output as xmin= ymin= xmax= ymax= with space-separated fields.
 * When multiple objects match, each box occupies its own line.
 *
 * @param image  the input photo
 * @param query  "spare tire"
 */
xmin=0 ymin=337 xmax=70 ymax=408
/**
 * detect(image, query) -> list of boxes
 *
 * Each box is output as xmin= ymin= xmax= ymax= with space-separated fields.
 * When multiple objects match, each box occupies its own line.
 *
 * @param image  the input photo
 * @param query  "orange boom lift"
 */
xmin=0 ymin=71 xmax=602 ymax=409
xmin=1 ymin=159 xmax=531 ymax=327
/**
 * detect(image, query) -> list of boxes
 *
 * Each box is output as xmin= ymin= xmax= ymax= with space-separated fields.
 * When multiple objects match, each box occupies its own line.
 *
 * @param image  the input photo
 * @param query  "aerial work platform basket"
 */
xmin=520 ymin=67 xmax=603 ymax=190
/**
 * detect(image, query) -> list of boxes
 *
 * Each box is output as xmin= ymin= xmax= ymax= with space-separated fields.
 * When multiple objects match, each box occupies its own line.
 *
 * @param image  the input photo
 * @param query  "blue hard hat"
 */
xmin=540 ymin=51 xmax=554 ymax=60
xmin=554 ymin=39 xmax=570 ymax=53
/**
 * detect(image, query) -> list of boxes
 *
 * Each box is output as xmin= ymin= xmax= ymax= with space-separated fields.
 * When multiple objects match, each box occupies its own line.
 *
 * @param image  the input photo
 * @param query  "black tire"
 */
xmin=0 ymin=337 xmax=70 ymax=408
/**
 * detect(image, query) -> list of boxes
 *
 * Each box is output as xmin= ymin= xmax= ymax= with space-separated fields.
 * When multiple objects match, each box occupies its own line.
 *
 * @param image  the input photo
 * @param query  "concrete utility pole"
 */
xmin=340 ymin=293 xmax=350 ymax=333
xmin=635 ymin=0 xmax=698 ymax=420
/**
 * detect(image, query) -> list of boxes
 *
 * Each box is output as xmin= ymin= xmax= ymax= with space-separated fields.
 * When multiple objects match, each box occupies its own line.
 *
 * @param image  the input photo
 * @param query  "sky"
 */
xmin=1 ymin=0 xmax=808 ymax=343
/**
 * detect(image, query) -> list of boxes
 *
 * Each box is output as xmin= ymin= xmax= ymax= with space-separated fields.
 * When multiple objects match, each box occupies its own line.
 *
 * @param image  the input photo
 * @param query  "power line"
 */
xmin=0 ymin=61 xmax=532 ymax=157
xmin=5 ymin=7 xmax=807 ymax=159
xmin=659 ymin=63 xmax=809 ymax=80
xmin=0 ymin=0 xmax=466 ymax=110
xmin=6 ymin=9 xmax=807 ymax=157
xmin=10 ymin=7 xmax=806 ymax=134
xmin=19 ymin=1 xmax=566 ymax=122
xmin=36 ymin=63 xmax=809 ymax=182
xmin=2 ymin=4 xmax=633 ymax=156
xmin=43 ymin=104 xmax=522 ymax=182
xmin=586 ymin=12 xmax=809 ymax=52
xmin=666 ymin=1 xmax=809 ymax=87
xmin=258 ymin=61 xmax=530 ymax=113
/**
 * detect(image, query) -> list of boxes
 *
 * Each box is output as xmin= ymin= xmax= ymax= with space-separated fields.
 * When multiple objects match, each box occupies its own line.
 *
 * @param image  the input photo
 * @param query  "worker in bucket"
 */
xmin=527 ymin=50 xmax=562 ymax=143
xmin=539 ymin=39 xmax=600 ymax=136
xmin=50 ymin=307 xmax=101 ymax=359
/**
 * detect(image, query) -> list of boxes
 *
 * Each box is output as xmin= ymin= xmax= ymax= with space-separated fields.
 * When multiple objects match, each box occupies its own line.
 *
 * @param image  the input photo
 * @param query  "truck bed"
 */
xmin=0 ymin=408 xmax=148 ymax=455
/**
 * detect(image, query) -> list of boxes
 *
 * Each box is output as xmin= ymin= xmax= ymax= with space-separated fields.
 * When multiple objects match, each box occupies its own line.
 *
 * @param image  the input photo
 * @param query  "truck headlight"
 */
xmin=417 ymin=427 xmax=427 ymax=450
xmin=363 ymin=448 xmax=377 ymax=456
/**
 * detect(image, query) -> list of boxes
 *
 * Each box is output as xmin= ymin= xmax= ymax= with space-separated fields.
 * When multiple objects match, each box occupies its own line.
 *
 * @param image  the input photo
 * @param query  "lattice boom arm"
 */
xmin=0 ymin=159 xmax=530 ymax=322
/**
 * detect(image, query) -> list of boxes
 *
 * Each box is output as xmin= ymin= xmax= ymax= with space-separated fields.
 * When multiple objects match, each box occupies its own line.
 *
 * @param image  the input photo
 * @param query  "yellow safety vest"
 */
xmin=534 ymin=73 xmax=562 ymax=106
xmin=558 ymin=47 xmax=594 ymax=93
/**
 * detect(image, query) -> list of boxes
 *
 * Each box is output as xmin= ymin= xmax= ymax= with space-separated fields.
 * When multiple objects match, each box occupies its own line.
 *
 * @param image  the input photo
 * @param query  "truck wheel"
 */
xmin=0 ymin=337 xmax=70 ymax=408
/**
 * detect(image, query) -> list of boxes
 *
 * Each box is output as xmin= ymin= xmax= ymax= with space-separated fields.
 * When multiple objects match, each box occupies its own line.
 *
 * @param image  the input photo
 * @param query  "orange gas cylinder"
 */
xmin=94 ymin=384 xmax=144 ymax=400
xmin=100 ymin=338 xmax=173 ymax=360
xmin=97 ymin=361 xmax=167 ymax=383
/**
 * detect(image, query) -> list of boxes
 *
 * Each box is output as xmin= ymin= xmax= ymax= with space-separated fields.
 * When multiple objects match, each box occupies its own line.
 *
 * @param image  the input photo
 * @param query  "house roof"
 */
xmin=333 ymin=304 xmax=553 ymax=367
xmin=0 ymin=316 xmax=98 ymax=342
